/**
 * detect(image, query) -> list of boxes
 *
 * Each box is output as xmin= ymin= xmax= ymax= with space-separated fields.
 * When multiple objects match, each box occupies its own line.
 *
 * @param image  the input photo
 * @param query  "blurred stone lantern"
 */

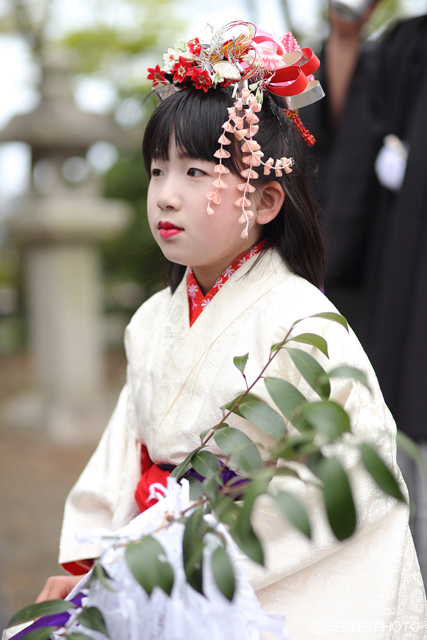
xmin=0 ymin=49 xmax=141 ymax=441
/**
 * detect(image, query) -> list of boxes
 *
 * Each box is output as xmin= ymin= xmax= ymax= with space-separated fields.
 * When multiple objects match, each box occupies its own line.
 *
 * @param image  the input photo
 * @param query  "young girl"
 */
xmin=15 ymin=21 xmax=427 ymax=640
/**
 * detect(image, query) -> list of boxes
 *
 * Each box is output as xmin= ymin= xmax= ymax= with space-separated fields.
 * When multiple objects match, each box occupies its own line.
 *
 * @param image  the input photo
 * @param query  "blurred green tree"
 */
xmin=0 ymin=0 xmax=181 ymax=63
xmin=100 ymin=144 xmax=166 ymax=300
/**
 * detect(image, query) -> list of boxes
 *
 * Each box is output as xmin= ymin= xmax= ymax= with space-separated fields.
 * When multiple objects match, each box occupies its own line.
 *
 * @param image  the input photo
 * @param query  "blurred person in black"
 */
xmin=303 ymin=1 xmax=427 ymax=582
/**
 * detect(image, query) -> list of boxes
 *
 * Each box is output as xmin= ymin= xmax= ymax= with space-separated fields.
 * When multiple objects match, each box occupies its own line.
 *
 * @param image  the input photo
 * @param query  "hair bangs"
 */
xmin=143 ymin=87 xmax=241 ymax=175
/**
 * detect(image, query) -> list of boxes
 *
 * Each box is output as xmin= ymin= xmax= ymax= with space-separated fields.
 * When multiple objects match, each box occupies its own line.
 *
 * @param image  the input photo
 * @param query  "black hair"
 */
xmin=142 ymin=86 xmax=324 ymax=291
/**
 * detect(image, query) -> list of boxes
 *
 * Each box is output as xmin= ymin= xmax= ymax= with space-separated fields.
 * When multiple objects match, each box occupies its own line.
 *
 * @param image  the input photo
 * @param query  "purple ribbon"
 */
xmin=11 ymin=594 xmax=84 ymax=638
xmin=158 ymin=460 xmax=248 ymax=492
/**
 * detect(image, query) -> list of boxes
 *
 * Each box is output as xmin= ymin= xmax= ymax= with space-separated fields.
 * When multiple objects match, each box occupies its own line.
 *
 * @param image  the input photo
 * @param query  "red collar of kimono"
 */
xmin=187 ymin=240 xmax=265 ymax=326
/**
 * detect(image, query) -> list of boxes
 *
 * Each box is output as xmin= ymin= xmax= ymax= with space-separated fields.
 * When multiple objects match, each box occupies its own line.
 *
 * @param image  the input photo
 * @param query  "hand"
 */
xmin=36 ymin=575 xmax=84 ymax=603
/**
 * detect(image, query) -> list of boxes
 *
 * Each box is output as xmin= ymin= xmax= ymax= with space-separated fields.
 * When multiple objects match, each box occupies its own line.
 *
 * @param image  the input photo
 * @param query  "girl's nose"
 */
xmin=156 ymin=179 xmax=181 ymax=211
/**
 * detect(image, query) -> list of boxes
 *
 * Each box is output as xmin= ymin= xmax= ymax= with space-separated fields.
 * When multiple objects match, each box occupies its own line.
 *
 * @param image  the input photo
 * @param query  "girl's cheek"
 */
xmin=146 ymin=213 xmax=157 ymax=240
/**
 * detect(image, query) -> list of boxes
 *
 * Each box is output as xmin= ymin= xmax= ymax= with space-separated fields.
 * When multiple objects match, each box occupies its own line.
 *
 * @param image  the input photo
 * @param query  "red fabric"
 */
xmin=62 ymin=559 xmax=94 ymax=576
xmin=140 ymin=443 xmax=153 ymax=475
xmin=187 ymin=241 xmax=265 ymax=326
xmin=135 ymin=463 xmax=171 ymax=513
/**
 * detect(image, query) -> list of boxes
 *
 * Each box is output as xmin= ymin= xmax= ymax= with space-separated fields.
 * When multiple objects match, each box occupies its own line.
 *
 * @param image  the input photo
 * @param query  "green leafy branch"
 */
xmin=172 ymin=312 xmax=347 ymax=477
xmin=163 ymin=312 xmax=404 ymax=600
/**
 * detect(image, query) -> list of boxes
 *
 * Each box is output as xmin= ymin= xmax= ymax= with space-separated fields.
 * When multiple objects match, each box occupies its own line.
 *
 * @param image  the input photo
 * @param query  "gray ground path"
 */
xmin=0 ymin=351 xmax=126 ymax=625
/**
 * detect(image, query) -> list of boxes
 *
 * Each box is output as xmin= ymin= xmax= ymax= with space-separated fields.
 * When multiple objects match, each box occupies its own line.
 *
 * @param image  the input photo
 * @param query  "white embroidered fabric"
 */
xmin=59 ymin=251 xmax=427 ymax=639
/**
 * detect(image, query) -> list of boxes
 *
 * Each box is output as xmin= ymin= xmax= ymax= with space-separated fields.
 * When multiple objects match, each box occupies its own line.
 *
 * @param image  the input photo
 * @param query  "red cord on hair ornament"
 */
xmin=285 ymin=110 xmax=316 ymax=147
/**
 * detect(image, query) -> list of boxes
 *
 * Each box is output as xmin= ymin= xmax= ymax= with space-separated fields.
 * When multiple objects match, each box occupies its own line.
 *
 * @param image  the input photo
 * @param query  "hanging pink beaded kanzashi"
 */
xmin=207 ymin=88 xmax=294 ymax=239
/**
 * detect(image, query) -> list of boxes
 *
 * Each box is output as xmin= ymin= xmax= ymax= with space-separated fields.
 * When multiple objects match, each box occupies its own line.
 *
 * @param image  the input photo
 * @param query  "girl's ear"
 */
xmin=255 ymin=181 xmax=285 ymax=225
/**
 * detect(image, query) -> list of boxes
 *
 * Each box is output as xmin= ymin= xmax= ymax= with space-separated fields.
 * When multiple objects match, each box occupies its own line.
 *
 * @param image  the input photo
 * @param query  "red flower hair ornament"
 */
xmin=147 ymin=21 xmax=324 ymax=236
xmin=147 ymin=64 xmax=167 ymax=87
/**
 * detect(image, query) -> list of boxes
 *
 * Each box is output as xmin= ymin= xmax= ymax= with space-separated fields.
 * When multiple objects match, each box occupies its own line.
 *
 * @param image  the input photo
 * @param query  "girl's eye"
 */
xmin=151 ymin=168 xmax=163 ymax=177
xmin=187 ymin=167 xmax=205 ymax=177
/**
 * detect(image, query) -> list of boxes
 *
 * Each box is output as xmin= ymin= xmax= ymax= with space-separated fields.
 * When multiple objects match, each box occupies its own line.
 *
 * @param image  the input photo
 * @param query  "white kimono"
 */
xmin=59 ymin=250 xmax=427 ymax=639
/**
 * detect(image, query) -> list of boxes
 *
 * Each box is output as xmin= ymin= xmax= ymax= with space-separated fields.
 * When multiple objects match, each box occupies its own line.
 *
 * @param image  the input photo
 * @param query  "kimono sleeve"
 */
xmin=59 ymin=380 xmax=142 ymax=568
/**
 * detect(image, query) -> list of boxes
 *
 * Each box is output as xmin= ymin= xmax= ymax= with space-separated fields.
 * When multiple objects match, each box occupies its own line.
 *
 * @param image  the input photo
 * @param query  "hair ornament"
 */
xmin=285 ymin=109 xmax=316 ymax=146
xmin=147 ymin=21 xmax=324 ymax=235
xmin=211 ymin=89 xmax=295 ymax=238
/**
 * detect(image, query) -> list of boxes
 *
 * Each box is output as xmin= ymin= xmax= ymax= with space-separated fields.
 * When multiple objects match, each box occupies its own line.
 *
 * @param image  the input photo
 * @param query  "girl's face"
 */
xmin=147 ymin=139 xmax=262 ymax=294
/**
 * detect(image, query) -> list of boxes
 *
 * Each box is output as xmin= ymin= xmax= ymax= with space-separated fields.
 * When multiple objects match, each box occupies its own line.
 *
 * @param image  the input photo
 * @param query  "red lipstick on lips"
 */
xmin=158 ymin=221 xmax=184 ymax=239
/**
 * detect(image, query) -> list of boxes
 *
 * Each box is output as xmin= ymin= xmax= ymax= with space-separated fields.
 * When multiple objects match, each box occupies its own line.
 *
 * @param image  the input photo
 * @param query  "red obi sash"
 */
xmin=134 ymin=461 xmax=171 ymax=513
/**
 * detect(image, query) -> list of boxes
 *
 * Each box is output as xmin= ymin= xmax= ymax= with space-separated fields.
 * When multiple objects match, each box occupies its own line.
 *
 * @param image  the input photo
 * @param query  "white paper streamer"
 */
xmin=62 ymin=478 xmax=290 ymax=640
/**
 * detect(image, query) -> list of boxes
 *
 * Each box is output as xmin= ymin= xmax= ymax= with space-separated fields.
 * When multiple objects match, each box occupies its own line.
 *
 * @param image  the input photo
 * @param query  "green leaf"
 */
xmin=214 ymin=426 xmax=263 ymax=472
xmin=274 ymin=432 xmax=317 ymax=461
xmin=125 ymin=536 xmax=174 ymax=597
xmin=237 ymin=398 xmax=287 ymax=438
xmin=77 ymin=607 xmax=109 ymax=636
xmin=242 ymin=475 xmax=270 ymax=512
xmin=211 ymin=546 xmax=235 ymax=601
xmin=221 ymin=394 xmax=259 ymax=415
xmin=8 ymin=601 xmax=76 ymax=627
xmin=396 ymin=430 xmax=427 ymax=481
xmin=296 ymin=312 xmax=349 ymax=331
xmin=288 ymin=348 xmax=331 ymax=399
xmin=202 ymin=474 xmax=220 ymax=503
xmin=170 ymin=448 xmax=199 ymax=479
xmin=288 ymin=333 xmax=329 ymax=358
xmin=214 ymin=496 xmax=240 ymax=526
xmin=317 ymin=457 xmax=356 ymax=540
xmin=230 ymin=516 xmax=264 ymax=565
xmin=189 ymin=476 xmax=204 ymax=501
xmin=360 ymin=443 xmax=405 ymax=502
xmin=67 ymin=634 xmax=95 ymax=640
xmin=300 ymin=401 xmax=350 ymax=442
xmin=270 ymin=340 xmax=285 ymax=353
xmin=264 ymin=377 xmax=307 ymax=423
xmin=182 ymin=508 xmax=208 ymax=595
xmin=16 ymin=628 xmax=58 ymax=640
xmin=327 ymin=366 xmax=371 ymax=391
xmin=192 ymin=450 xmax=221 ymax=478
xmin=275 ymin=491 xmax=312 ymax=538
xmin=233 ymin=353 xmax=249 ymax=374
xmin=307 ymin=450 xmax=325 ymax=476
xmin=91 ymin=564 xmax=115 ymax=592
